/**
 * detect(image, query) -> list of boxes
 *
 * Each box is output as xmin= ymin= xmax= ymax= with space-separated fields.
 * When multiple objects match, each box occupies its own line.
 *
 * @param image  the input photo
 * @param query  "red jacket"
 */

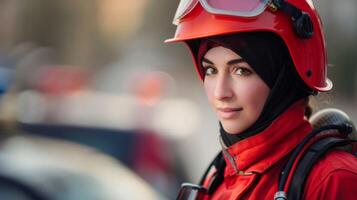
xmin=202 ymin=100 xmax=357 ymax=200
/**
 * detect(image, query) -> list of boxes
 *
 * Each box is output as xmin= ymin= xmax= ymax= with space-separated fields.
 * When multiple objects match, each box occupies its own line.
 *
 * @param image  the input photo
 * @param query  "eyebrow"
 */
xmin=227 ymin=58 xmax=245 ymax=65
xmin=202 ymin=58 xmax=246 ymax=66
xmin=202 ymin=58 xmax=213 ymax=65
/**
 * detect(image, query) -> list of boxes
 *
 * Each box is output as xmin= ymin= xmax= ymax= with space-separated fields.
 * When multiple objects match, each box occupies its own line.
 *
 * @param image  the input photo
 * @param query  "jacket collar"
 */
xmin=220 ymin=100 xmax=312 ymax=176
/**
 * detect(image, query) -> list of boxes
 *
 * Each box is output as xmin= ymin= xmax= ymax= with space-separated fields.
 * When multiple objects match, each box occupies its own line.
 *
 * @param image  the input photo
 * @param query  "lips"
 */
xmin=216 ymin=107 xmax=243 ymax=119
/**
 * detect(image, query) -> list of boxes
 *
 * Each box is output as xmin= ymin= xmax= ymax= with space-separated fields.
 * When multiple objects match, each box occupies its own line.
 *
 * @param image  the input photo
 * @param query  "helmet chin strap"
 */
xmin=270 ymin=0 xmax=314 ymax=38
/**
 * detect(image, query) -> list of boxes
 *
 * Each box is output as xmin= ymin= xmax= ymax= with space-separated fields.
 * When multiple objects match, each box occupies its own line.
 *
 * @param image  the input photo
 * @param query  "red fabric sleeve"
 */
xmin=305 ymin=169 xmax=357 ymax=199
xmin=304 ymin=150 xmax=357 ymax=200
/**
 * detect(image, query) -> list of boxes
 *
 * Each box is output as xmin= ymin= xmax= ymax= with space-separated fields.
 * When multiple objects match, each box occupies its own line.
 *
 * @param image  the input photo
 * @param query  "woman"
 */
xmin=167 ymin=0 xmax=357 ymax=200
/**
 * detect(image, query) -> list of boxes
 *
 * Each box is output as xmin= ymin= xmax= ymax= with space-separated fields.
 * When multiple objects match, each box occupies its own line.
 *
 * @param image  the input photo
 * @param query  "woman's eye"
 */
xmin=235 ymin=67 xmax=252 ymax=76
xmin=204 ymin=67 xmax=217 ymax=75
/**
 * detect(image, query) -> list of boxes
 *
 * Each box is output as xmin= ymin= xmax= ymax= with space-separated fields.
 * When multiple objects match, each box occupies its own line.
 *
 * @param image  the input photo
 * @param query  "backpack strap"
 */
xmin=207 ymin=153 xmax=226 ymax=195
xmin=198 ymin=151 xmax=226 ymax=195
xmin=287 ymin=137 xmax=356 ymax=200
xmin=275 ymin=124 xmax=354 ymax=200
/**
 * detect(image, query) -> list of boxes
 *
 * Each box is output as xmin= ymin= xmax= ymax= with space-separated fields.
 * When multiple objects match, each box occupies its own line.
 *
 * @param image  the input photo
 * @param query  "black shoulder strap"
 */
xmin=198 ymin=151 xmax=226 ymax=195
xmin=288 ymin=137 xmax=355 ymax=200
xmin=207 ymin=153 xmax=226 ymax=195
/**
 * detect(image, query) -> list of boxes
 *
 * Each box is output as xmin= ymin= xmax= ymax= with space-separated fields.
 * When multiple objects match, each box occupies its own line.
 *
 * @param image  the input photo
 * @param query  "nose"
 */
xmin=214 ymin=74 xmax=233 ymax=100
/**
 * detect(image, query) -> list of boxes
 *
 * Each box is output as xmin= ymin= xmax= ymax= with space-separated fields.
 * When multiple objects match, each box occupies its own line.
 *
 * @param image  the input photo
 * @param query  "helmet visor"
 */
xmin=173 ymin=0 xmax=199 ymax=25
xmin=173 ymin=0 xmax=270 ymax=25
xmin=203 ymin=0 xmax=270 ymax=16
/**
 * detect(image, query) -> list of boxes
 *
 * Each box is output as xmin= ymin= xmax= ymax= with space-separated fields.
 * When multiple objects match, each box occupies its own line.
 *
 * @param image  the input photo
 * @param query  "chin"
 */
xmin=222 ymin=122 xmax=248 ymax=135
xmin=221 ymin=123 xmax=244 ymax=134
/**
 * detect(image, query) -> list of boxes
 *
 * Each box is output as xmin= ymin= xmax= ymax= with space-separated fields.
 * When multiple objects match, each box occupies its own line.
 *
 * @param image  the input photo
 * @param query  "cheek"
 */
xmin=238 ymin=80 xmax=270 ymax=115
xmin=203 ymin=80 xmax=215 ymax=103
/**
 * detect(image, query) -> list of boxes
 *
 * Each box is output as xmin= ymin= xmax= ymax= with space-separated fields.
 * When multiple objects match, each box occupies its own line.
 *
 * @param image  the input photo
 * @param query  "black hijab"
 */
xmin=192 ymin=32 xmax=313 ymax=146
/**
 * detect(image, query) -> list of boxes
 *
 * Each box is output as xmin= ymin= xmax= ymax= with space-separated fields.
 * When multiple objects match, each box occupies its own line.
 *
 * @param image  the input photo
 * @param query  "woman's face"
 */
xmin=202 ymin=46 xmax=270 ymax=134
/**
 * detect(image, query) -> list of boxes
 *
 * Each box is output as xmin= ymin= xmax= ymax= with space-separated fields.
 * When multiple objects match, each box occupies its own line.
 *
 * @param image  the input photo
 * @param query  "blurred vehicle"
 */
xmin=0 ymin=63 xmax=169 ymax=199
xmin=18 ymin=122 xmax=187 ymax=197
xmin=13 ymin=68 xmax=198 ymax=197
xmin=4 ymin=68 xmax=196 ymax=198
xmin=0 ymin=130 xmax=165 ymax=200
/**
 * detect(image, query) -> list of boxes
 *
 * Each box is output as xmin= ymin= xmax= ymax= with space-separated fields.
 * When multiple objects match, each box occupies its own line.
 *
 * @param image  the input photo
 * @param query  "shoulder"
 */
xmin=304 ymin=150 xmax=357 ymax=199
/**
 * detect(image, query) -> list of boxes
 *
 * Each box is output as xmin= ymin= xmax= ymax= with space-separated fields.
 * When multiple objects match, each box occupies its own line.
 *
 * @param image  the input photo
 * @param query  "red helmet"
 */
xmin=166 ymin=0 xmax=332 ymax=92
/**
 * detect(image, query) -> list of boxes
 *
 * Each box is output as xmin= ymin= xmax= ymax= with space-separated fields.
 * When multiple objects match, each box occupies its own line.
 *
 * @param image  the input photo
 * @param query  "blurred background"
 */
xmin=0 ymin=0 xmax=356 ymax=199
